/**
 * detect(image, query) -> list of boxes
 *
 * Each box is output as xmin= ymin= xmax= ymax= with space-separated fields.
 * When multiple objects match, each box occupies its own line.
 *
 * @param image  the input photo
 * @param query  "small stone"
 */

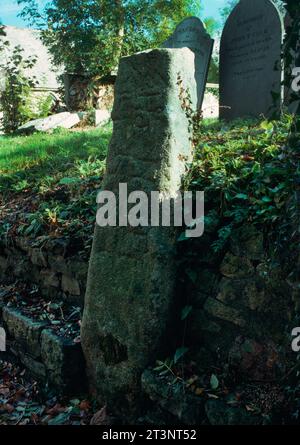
xmin=203 ymin=297 xmax=246 ymax=327
xmin=48 ymin=255 xmax=68 ymax=274
xmin=19 ymin=352 xmax=46 ymax=379
xmin=62 ymin=275 xmax=81 ymax=296
xmin=228 ymin=337 xmax=283 ymax=381
xmin=230 ymin=225 xmax=265 ymax=261
xmin=216 ymin=277 xmax=268 ymax=312
xmin=220 ymin=253 xmax=254 ymax=279
xmin=30 ymin=248 xmax=48 ymax=267
xmin=18 ymin=112 xmax=80 ymax=133
xmin=40 ymin=270 xmax=60 ymax=288
xmin=3 ymin=307 xmax=47 ymax=358
xmin=41 ymin=329 xmax=85 ymax=393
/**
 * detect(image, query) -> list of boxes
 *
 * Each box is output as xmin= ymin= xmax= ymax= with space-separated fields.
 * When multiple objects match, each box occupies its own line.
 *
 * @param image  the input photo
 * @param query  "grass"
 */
xmin=0 ymin=126 xmax=111 ymax=172
xmin=0 ymin=116 xmax=295 ymax=253
xmin=0 ymin=125 xmax=112 ymax=191
xmin=0 ymin=125 xmax=112 ymax=252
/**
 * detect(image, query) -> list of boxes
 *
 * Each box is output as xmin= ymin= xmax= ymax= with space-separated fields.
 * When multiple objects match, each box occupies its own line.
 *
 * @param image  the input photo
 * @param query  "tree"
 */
xmin=0 ymin=20 xmax=8 ymax=53
xmin=17 ymin=0 xmax=203 ymax=78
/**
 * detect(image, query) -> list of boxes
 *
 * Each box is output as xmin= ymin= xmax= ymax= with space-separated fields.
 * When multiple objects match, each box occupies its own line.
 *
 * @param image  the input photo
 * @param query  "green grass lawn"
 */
xmin=0 ymin=126 xmax=112 ymax=250
xmin=0 ymin=125 xmax=112 ymax=190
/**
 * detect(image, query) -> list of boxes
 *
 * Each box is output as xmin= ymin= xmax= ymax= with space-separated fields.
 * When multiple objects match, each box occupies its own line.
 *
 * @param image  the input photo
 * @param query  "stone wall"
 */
xmin=184 ymin=223 xmax=295 ymax=381
xmin=0 ymin=304 xmax=85 ymax=394
xmin=0 ymin=237 xmax=88 ymax=306
xmin=64 ymin=73 xmax=115 ymax=112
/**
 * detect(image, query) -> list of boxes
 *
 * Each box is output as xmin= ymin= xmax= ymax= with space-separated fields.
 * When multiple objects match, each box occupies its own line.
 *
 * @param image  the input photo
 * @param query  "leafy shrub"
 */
xmin=35 ymin=94 xmax=54 ymax=119
xmin=0 ymin=45 xmax=38 ymax=134
xmin=185 ymin=115 xmax=297 ymax=252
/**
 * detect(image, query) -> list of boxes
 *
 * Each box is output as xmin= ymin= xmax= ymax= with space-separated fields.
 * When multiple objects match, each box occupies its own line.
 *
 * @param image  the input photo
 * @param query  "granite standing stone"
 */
xmin=81 ymin=48 xmax=197 ymax=411
xmin=220 ymin=0 xmax=283 ymax=120
xmin=162 ymin=17 xmax=214 ymax=109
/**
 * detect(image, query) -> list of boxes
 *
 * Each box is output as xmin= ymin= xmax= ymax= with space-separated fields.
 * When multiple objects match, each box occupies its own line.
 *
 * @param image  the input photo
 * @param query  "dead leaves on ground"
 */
xmin=0 ymin=360 xmax=98 ymax=425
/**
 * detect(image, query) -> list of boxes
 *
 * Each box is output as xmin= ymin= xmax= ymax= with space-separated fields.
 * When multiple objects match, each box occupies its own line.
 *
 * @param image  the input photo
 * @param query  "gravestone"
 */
xmin=220 ymin=0 xmax=283 ymax=120
xmin=81 ymin=48 xmax=197 ymax=411
xmin=284 ymin=13 xmax=300 ymax=114
xmin=162 ymin=17 xmax=214 ymax=109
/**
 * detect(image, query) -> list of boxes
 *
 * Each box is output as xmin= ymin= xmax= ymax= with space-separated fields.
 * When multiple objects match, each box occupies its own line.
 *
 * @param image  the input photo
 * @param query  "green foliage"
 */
xmin=219 ymin=0 xmax=238 ymax=25
xmin=35 ymin=94 xmax=53 ymax=119
xmin=154 ymin=346 xmax=189 ymax=378
xmin=0 ymin=45 xmax=38 ymax=134
xmin=17 ymin=0 xmax=202 ymax=79
xmin=0 ymin=22 xmax=9 ymax=53
xmin=0 ymin=126 xmax=111 ymax=252
xmin=210 ymin=374 xmax=219 ymax=390
xmin=187 ymin=115 xmax=296 ymax=252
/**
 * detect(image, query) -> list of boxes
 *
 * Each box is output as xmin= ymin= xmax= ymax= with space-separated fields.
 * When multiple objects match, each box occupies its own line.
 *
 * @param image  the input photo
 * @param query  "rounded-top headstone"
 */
xmin=220 ymin=0 xmax=283 ymax=120
xmin=162 ymin=17 xmax=214 ymax=109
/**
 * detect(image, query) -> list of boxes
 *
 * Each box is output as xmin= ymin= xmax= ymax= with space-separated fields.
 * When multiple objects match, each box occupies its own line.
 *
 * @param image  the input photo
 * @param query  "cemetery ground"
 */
xmin=1 ymin=115 xmax=300 ymax=425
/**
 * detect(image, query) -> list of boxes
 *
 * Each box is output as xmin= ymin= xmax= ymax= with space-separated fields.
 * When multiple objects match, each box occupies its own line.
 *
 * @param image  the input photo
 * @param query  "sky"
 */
xmin=0 ymin=0 xmax=227 ymax=29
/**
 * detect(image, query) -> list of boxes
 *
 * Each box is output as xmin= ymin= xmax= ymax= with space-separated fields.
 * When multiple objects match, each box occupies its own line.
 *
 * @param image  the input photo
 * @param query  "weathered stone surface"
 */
xmin=62 ymin=274 xmax=81 ymax=296
xmin=205 ymin=400 xmax=261 ymax=425
xmin=40 ymin=269 xmax=60 ymax=288
xmin=0 ymin=256 xmax=7 ymax=277
xmin=18 ymin=112 xmax=80 ymax=133
xmin=2 ymin=307 xmax=47 ymax=358
xmin=228 ymin=336 xmax=285 ymax=380
xmin=204 ymin=297 xmax=246 ymax=327
xmin=81 ymin=48 xmax=197 ymax=408
xmin=189 ymin=309 xmax=222 ymax=343
xmin=220 ymin=253 xmax=254 ymax=279
xmin=14 ymin=237 xmax=32 ymax=253
xmin=220 ymin=0 xmax=283 ymax=119
xmin=95 ymin=109 xmax=111 ymax=127
xmin=162 ymin=17 xmax=214 ymax=109
xmin=216 ymin=277 xmax=268 ymax=311
xmin=230 ymin=225 xmax=264 ymax=261
xmin=195 ymin=268 xmax=218 ymax=299
xmin=30 ymin=248 xmax=48 ymax=267
xmin=48 ymin=255 xmax=69 ymax=274
xmin=67 ymin=260 xmax=88 ymax=278
xmin=41 ymin=329 xmax=85 ymax=392
xmin=19 ymin=352 xmax=47 ymax=379
xmin=142 ymin=370 xmax=205 ymax=425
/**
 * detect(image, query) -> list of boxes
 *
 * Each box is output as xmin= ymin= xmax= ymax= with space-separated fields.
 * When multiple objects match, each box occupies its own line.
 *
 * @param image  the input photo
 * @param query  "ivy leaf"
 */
xmin=235 ymin=193 xmax=248 ymax=200
xmin=210 ymin=374 xmax=219 ymax=390
xmin=59 ymin=177 xmax=79 ymax=185
xmin=181 ymin=305 xmax=193 ymax=320
xmin=174 ymin=347 xmax=189 ymax=364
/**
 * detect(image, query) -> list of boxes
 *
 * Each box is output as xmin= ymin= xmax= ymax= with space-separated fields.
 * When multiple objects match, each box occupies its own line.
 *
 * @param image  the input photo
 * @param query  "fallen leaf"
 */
xmin=90 ymin=406 xmax=110 ymax=425
xmin=79 ymin=400 xmax=91 ymax=411
xmin=195 ymin=388 xmax=205 ymax=396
